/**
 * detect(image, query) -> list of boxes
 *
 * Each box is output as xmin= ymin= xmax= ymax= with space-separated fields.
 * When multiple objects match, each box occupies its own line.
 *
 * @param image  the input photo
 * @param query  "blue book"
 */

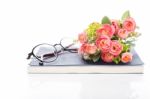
xmin=28 ymin=49 xmax=144 ymax=74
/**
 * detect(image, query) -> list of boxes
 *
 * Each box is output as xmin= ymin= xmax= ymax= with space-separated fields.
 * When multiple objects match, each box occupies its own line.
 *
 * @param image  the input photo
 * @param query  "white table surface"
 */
xmin=27 ymin=72 xmax=149 ymax=99
xmin=1 ymin=56 xmax=150 ymax=99
xmin=1 ymin=0 xmax=150 ymax=99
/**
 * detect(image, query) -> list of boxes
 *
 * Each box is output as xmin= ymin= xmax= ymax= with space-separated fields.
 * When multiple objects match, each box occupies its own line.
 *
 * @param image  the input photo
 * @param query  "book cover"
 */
xmin=28 ymin=49 xmax=144 ymax=74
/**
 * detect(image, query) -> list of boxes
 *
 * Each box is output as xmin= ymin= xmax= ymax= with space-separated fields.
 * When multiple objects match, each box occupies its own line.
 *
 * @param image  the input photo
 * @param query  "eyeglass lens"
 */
xmin=60 ymin=38 xmax=78 ymax=52
xmin=32 ymin=38 xmax=78 ymax=63
xmin=33 ymin=44 xmax=57 ymax=62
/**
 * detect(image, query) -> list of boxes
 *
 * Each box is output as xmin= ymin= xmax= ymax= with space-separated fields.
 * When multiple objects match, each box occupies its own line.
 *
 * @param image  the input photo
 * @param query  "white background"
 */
xmin=0 ymin=0 xmax=150 ymax=99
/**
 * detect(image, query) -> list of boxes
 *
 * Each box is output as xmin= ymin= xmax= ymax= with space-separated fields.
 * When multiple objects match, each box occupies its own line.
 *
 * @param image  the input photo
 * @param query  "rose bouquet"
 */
xmin=78 ymin=11 xmax=141 ymax=64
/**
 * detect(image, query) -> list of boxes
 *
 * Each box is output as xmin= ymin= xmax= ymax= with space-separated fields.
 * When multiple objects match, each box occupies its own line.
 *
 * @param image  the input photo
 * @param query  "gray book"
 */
xmin=28 ymin=49 xmax=144 ymax=74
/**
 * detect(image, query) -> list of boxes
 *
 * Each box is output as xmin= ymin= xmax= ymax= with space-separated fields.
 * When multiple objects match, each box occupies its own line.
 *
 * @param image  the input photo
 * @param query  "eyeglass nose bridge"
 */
xmin=54 ymin=43 xmax=64 ymax=50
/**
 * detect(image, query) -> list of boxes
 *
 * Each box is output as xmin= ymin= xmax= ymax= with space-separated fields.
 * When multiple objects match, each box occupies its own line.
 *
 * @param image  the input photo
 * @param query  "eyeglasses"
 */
xmin=27 ymin=38 xmax=78 ymax=65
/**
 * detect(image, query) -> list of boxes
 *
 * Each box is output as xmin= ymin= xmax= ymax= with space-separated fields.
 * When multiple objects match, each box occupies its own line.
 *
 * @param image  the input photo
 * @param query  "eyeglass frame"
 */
xmin=27 ymin=38 xmax=78 ymax=65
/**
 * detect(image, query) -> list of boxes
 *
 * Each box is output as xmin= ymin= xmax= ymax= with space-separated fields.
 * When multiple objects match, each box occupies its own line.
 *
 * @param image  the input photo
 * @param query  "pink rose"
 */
xmin=96 ymin=35 xmax=111 ymax=52
xmin=79 ymin=43 xmax=97 ymax=54
xmin=123 ymin=17 xmax=136 ymax=32
xmin=109 ymin=40 xmax=123 ymax=56
xmin=85 ymin=43 xmax=97 ymax=54
xmin=121 ymin=52 xmax=133 ymax=63
xmin=111 ymin=20 xmax=120 ymax=34
xmin=118 ymin=29 xmax=129 ymax=39
xmin=96 ymin=24 xmax=115 ymax=38
xmin=101 ymin=52 xmax=114 ymax=63
xmin=78 ymin=32 xmax=87 ymax=43
xmin=78 ymin=43 xmax=87 ymax=54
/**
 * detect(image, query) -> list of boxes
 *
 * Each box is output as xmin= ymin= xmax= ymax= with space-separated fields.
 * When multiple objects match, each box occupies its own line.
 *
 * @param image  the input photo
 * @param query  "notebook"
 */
xmin=28 ymin=49 xmax=144 ymax=74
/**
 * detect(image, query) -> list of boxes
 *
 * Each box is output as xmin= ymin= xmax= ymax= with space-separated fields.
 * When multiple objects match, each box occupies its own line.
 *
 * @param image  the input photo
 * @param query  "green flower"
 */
xmin=85 ymin=22 xmax=101 ymax=43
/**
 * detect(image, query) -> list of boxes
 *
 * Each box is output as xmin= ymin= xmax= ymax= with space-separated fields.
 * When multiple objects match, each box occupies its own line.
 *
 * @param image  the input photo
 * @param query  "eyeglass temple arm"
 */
xmin=65 ymin=48 xmax=78 ymax=52
xmin=27 ymin=52 xmax=32 ymax=59
xmin=63 ymin=43 xmax=74 ymax=49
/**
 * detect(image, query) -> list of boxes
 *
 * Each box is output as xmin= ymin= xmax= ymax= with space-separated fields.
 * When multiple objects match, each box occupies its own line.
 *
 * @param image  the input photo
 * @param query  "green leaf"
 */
xmin=121 ymin=10 xmax=130 ymax=21
xmin=89 ymin=51 xmax=100 ymax=62
xmin=101 ymin=16 xmax=111 ymax=25
xmin=111 ymin=35 xmax=119 ymax=40
xmin=113 ymin=56 xmax=121 ymax=64
xmin=83 ymin=54 xmax=91 ymax=60
xmin=122 ymin=43 xmax=130 ymax=52
xmin=93 ymin=50 xmax=100 ymax=56
xmin=92 ymin=55 xmax=100 ymax=62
